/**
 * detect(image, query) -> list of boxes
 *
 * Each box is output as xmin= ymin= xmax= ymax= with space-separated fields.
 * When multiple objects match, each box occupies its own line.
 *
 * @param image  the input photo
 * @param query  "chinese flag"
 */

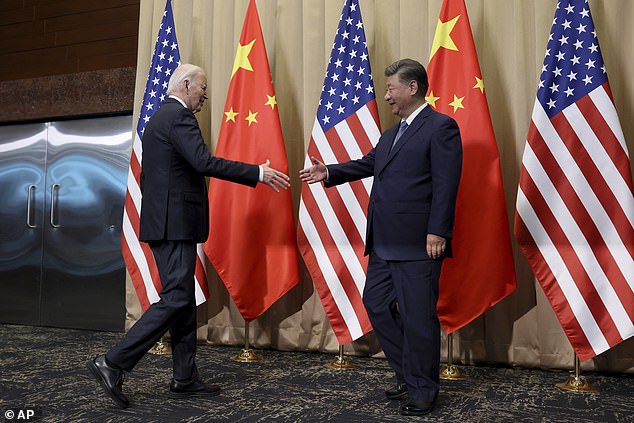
xmin=204 ymin=0 xmax=299 ymax=322
xmin=426 ymin=0 xmax=516 ymax=333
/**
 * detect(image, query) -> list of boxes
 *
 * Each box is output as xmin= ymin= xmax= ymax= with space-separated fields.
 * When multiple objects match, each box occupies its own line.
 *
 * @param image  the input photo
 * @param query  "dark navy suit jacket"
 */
xmin=326 ymin=105 xmax=462 ymax=261
xmin=139 ymin=98 xmax=259 ymax=243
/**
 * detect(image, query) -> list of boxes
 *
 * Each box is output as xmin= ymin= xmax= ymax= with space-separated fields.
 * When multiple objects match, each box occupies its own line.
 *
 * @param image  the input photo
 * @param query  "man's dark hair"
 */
xmin=384 ymin=59 xmax=428 ymax=98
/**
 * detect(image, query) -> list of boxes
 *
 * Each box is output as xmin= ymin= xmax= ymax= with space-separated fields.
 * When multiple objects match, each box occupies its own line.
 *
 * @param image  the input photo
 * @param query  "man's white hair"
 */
xmin=166 ymin=64 xmax=203 ymax=94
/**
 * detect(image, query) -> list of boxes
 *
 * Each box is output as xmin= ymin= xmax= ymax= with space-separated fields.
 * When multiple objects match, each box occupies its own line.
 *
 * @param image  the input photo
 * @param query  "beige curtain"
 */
xmin=126 ymin=0 xmax=634 ymax=373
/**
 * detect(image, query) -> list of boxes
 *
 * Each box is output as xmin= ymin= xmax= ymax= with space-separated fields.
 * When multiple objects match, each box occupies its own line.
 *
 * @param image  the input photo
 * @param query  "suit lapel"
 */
xmin=375 ymin=124 xmax=399 ymax=173
xmin=378 ymin=106 xmax=433 ymax=174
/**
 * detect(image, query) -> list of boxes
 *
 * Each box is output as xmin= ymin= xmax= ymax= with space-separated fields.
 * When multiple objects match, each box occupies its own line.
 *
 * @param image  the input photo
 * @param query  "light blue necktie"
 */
xmin=391 ymin=120 xmax=408 ymax=150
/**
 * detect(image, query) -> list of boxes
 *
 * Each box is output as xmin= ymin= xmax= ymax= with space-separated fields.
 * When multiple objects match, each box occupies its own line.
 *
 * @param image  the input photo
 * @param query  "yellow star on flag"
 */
xmin=231 ymin=39 xmax=256 ymax=78
xmin=245 ymin=110 xmax=258 ymax=126
xmin=449 ymin=94 xmax=465 ymax=113
xmin=425 ymin=91 xmax=440 ymax=108
xmin=430 ymin=15 xmax=460 ymax=61
xmin=265 ymin=94 xmax=277 ymax=109
xmin=224 ymin=107 xmax=238 ymax=123
xmin=473 ymin=76 xmax=485 ymax=93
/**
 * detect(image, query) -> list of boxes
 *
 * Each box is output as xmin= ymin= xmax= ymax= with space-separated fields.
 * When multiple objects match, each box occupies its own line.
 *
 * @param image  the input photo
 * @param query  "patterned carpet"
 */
xmin=0 ymin=324 xmax=632 ymax=422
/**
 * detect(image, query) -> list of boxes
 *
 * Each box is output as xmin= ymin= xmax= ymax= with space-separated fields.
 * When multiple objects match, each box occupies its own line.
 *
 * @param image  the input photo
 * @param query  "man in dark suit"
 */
xmin=88 ymin=64 xmax=290 ymax=409
xmin=300 ymin=59 xmax=462 ymax=416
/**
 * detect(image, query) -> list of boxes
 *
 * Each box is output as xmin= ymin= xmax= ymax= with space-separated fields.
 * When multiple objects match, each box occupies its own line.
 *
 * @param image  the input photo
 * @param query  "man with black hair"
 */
xmin=300 ymin=58 xmax=462 ymax=416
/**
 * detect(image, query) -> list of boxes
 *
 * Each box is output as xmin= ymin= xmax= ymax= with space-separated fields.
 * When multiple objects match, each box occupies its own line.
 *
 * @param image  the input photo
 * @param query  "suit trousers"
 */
xmin=106 ymin=240 xmax=198 ymax=381
xmin=363 ymin=251 xmax=442 ymax=403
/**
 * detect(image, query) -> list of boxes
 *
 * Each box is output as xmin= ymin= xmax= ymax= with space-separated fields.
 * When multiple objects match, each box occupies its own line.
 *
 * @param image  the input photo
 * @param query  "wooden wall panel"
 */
xmin=34 ymin=0 xmax=138 ymax=19
xmin=0 ymin=21 xmax=46 ymax=40
xmin=0 ymin=67 xmax=136 ymax=123
xmin=0 ymin=7 xmax=34 ymax=26
xmin=0 ymin=0 xmax=140 ymax=82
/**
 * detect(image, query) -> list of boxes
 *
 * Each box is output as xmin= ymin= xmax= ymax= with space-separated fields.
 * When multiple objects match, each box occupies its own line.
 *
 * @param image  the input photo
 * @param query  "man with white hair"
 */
xmin=88 ymin=64 xmax=291 ymax=409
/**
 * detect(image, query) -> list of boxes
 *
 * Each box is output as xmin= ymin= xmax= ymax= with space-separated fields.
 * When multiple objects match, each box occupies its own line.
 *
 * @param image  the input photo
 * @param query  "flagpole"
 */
xmin=323 ymin=345 xmax=358 ymax=370
xmin=440 ymin=332 xmax=467 ymax=380
xmin=232 ymin=320 xmax=261 ymax=362
xmin=555 ymin=353 xmax=598 ymax=393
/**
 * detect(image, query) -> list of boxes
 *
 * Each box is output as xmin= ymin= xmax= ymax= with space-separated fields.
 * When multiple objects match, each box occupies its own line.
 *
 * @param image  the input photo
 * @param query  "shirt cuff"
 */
xmin=258 ymin=165 xmax=263 ymax=182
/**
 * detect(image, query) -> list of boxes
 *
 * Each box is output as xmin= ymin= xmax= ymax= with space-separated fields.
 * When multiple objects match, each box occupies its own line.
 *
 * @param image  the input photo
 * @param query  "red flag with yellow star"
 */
xmin=426 ymin=0 xmax=516 ymax=333
xmin=204 ymin=0 xmax=299 ymax=322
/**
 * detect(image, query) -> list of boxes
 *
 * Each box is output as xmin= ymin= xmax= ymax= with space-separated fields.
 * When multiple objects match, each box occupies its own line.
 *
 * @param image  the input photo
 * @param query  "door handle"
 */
xmin=50 ymin=183 xmax=60 ymax=228
xmin=27 ymin=184 xmax=36 ymax=228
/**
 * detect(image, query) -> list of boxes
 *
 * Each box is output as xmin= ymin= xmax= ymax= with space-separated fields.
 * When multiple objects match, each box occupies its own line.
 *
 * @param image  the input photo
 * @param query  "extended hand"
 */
xmin=427 ymin=234 xmax=446 ymax=259
xmin=299 ymin=156 xmax=327 ymax=184
xmin=260 ymin=160 xmax=291 ymax=192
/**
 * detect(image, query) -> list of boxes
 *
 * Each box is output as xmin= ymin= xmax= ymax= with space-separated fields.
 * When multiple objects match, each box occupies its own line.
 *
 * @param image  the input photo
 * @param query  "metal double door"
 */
xmin=0 ymin=115 xmax=132 ymax=331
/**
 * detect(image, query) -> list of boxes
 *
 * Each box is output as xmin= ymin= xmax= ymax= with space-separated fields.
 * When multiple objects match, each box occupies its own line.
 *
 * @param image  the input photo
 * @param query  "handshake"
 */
xmin=261 ymin=156 xmax=328 ymax=192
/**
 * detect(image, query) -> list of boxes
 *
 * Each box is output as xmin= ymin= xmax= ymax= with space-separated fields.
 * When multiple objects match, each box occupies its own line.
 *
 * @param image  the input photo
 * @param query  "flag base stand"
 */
xmin=148 ymin=338 xmax=171 ymax=355
xmin=232 ymin=348 xmax=262 ymax=363
xmin=440 ymin=364 xmax=467 ymax=380
xmin=324 ymin=346 xmax=358 ymax=370
xmin=555 ymin=354 xmax=598 ymax=393
xmin=231 ymin=321 xmax=262 ymax=363
xmin=440 ymin=333 xmax=467 ymax=380
xmin=555 ymin=375 xmax=599 ymax=393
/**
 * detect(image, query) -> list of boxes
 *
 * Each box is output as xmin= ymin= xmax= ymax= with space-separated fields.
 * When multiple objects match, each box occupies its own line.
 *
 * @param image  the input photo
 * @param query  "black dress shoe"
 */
xmin=399 ymin=399 xmax=435 ymax=416
xmin=385 ymin=383 xmax=408 ymax=400
xmin=168 ymin=378 xmax=221 ymax=398
xmin=87 ymin=355 xmax=129 ymax=409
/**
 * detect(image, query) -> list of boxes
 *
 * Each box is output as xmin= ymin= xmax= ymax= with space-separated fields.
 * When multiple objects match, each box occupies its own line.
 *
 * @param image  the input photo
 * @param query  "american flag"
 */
xmin=121 ymin=0 xmax=209 ymax=311
xmin=297 ymin=0 xmax=380 ymax=345
xmin=515 ymin=0 xmax=634 ymax=361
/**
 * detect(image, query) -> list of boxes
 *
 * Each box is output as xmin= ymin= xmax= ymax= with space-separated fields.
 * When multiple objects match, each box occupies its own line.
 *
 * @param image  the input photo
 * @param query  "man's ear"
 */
xmin=409 ymin=80 xmax=419 ymax=96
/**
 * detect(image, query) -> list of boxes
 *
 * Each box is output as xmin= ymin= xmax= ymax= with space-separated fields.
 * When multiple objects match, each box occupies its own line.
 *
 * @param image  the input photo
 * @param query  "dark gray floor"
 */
xmin=0 ymin=324 xmax=632 ymax=422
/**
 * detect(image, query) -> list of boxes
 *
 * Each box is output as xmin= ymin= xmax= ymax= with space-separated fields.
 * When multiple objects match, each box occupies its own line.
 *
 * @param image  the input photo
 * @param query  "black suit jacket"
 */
xmin=139 ymin=98 xmax=259 ymax=243
xmin=326 ymin=106 xmax=462 ymax=261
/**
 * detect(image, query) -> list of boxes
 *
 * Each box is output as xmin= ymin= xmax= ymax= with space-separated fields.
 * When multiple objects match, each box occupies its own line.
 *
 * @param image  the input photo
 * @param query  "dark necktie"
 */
xmin=391 ymin=120 xmax=408 ymax=150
